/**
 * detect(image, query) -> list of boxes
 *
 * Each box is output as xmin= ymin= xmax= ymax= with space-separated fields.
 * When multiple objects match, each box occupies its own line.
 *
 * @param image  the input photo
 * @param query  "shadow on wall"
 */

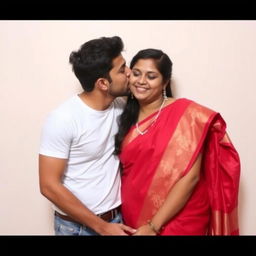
xmin=238 ymin=177 xmax=245 ymax=234
xmin=45 ymin=203 xmax=54 ymax=235
xmin=170 ymin=78 xmax=178 ymax=98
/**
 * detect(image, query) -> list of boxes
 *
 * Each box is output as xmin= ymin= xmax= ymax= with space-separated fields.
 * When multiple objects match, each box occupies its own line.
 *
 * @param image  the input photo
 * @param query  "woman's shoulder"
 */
xmin=177 ymin=97 xmax=218 ymax=114
xmin=170 ymin=97 xmax=220 ymax=125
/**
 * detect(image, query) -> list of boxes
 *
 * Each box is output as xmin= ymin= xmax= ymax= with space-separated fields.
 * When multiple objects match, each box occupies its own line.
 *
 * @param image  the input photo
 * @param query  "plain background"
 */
xmin=0 ymin=20 xmax=255 ymax=235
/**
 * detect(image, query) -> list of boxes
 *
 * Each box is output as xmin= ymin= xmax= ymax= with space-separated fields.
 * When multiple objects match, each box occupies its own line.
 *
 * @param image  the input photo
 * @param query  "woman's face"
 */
xmin=129 ymin=58 xmax=165 ymax=103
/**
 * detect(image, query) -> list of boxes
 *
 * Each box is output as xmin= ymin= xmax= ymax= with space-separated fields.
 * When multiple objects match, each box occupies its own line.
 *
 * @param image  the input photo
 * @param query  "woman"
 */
xmin=115 ymin=49 xmax=240 ymax=235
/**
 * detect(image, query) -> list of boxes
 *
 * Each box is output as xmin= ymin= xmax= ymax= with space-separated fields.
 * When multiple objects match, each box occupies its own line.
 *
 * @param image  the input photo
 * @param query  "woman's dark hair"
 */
xmin=69 ymin=36 xmax=124 ymax=92
xmin=114 ymin=48 xmax=173 ymax=155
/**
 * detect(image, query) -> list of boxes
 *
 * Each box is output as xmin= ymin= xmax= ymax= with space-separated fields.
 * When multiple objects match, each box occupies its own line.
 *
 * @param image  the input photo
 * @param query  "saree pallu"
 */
xmin=120 ymin=98 xmax=240 ymax=235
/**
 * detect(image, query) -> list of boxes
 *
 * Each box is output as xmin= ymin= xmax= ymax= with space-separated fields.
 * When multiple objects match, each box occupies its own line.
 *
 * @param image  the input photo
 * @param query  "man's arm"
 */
xmin=39 ymin=154 xmax=135 ymax=235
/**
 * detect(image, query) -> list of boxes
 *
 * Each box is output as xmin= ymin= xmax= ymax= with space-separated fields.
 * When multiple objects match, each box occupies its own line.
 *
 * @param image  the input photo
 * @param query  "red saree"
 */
xmin=120 ymin=98 xmax=240 ymax=235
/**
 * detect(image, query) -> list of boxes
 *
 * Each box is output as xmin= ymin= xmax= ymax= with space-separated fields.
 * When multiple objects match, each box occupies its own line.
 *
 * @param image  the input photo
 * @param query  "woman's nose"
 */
xmin=138 ymin=75 xmax=146 ymax=84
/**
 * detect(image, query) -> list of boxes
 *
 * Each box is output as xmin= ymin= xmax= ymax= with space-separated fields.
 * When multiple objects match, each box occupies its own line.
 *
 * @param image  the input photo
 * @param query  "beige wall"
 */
xmin=0 ymin=21 xmax=255 ymax=235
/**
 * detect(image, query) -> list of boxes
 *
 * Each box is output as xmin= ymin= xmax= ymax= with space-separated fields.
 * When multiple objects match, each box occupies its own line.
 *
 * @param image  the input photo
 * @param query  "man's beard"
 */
xmin=108 ymin=84 xmax=130 ymax=97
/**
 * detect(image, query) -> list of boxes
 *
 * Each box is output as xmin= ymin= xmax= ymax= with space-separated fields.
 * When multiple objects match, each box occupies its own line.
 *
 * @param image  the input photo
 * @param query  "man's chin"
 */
xmin=119 ymin=89 xmax=130 ymax=97
xmin=109 ymin=91 xmax=130 ymax=97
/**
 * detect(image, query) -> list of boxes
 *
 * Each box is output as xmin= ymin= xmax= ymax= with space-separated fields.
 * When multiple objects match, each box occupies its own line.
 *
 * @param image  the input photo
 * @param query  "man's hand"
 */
xmin=98 ymin=222 xmax=137 ymax=235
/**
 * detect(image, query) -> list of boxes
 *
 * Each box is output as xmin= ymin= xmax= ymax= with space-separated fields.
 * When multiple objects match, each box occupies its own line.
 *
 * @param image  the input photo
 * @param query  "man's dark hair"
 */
xmin=69 ymin=36 xmax=124 ymax=92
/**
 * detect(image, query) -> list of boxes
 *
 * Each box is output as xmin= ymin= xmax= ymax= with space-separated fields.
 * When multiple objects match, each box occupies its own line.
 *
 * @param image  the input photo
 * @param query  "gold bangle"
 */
xmin=147 ymin=220 xmax=160 ymax=235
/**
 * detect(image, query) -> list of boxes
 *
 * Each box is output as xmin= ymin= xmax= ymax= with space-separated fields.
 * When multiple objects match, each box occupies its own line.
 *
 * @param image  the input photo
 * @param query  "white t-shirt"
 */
xmin=39 ymin=95 xmax=125 ymax=215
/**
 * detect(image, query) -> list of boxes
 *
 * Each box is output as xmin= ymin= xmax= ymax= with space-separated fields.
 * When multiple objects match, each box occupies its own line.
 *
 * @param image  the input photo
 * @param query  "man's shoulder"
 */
xmin=47 ymin=96 xmax=78 ymax=122
xmin=55 ymin=95 xmax=78 ymax=110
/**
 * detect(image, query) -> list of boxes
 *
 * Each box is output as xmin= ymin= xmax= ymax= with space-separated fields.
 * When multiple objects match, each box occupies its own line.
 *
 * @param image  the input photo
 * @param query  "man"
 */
xmin=39 ymin=36 xmax=135 ymax=235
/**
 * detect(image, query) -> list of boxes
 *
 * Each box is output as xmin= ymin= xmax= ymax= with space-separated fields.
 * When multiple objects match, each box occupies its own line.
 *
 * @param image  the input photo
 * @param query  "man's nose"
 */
xmin=126 ymin=67 xmax=131 ymax=77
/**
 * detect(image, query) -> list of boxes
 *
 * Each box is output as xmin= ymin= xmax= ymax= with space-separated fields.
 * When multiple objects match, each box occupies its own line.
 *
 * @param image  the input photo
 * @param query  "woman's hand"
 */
xmin=132 ymin=224 xmax=157 ymax=236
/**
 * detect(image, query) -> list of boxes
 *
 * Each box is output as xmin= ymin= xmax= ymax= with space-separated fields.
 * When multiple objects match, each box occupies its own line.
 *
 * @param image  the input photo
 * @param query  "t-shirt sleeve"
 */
xmin=39 ymin=111 xmax=73 ymax=159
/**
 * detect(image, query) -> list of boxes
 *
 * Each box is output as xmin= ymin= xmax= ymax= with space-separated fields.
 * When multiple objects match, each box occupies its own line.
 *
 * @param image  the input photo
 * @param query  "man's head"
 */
xmin=69 ymin=36 xmax=130 ymax=96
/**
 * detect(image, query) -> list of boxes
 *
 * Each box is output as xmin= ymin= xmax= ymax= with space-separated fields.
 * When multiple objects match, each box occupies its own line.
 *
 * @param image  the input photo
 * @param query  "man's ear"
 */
xmin=96 ymin=78 xmax=109 ymax=91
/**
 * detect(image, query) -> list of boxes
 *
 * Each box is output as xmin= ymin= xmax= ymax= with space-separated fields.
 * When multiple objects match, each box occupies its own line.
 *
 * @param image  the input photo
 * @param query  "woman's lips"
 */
xmin=134 ymin=86 xmax=148 ymax=93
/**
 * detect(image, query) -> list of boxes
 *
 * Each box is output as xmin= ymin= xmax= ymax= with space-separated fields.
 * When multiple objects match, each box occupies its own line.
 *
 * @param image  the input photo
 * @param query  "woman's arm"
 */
xmin=134 ymin=153 xmax=202 ymax=235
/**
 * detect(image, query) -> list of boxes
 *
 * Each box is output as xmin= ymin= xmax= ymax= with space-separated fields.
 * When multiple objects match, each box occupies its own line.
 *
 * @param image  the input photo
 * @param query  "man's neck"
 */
xmin=78 ymin=91 xmax=114 ymax=111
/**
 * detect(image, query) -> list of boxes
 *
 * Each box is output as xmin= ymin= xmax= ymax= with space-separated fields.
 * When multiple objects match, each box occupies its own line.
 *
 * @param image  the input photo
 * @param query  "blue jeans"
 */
xmin=54 ymin=212 xmax=123 ymax=236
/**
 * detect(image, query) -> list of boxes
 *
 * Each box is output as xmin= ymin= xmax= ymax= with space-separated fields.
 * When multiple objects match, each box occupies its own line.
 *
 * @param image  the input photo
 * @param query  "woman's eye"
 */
xmin=132 ymin=71 xmax=140 ymax=76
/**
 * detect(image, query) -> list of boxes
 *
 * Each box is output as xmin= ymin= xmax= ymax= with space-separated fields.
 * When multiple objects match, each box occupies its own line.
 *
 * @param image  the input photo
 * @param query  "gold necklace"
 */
xmin=136 ymin=98 xmax=167 ymax=135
